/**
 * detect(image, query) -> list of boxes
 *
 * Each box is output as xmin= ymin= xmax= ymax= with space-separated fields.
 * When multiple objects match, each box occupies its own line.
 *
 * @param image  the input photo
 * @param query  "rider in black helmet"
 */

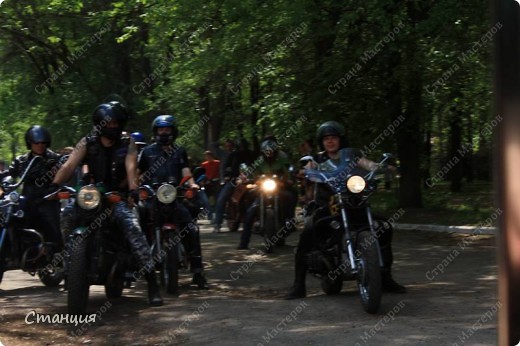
xmin=0 ymin=125 xmax=63 ymax=250
xmin=138 ymin=115 xmax=209 ymax=289
xmin=53 ymin=101 xmax=163 ymax=306
xmin=285 ymin=120 xmax=406 ymax=299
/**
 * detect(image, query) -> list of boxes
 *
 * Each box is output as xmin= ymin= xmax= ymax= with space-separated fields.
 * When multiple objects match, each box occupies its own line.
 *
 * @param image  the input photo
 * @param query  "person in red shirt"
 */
xmin=201 ymin=150 xmax=220 ymax=221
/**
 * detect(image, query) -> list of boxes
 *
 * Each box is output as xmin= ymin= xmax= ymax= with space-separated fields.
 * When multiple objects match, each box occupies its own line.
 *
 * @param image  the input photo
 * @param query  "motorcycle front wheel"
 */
xmin=68 ymin=236 xmax=90 ymax=315
xmin=164 ymin=234 xmax=179 ymax=294
xmin=263 ymin=208 xmax=276 ymax=253
xmin=355 ymin=229 xmax=382 ymax=314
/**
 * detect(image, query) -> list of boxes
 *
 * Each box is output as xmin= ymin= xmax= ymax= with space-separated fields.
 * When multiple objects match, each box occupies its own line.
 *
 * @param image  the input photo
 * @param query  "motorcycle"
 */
xmin=252 ymin=174 xmax=288 ymax=252
xmin=301 ymin=150 xmax=393 ymax=314
xmin=49 ymin=184 xmax=138 ymax=314
xmin=138 ymin=176 xmax=199 ymax=294
xmin=0 ymin=156 xmax=65 ymax=287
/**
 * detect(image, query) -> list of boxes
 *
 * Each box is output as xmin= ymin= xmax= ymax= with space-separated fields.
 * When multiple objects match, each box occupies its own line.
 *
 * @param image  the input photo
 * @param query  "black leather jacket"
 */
xmin=138 ymin=143 xmax=189 ymax=186
xmin=0 ymin=149 xmax=61 ymax=199
xmin=82 ymin=134 xmax=130 ymax=192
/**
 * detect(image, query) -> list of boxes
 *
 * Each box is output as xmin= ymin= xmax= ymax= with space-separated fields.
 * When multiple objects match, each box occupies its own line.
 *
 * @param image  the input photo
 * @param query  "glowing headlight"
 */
xmin=77 ymin=185 xmax=101 ymax=210
xmin=346 ymin=175 xmax=366 ymax=193
xmin=157 ymin=184 xmax=177 ymax=204
xmin=262 ymin=179 xmax=277 ymax=193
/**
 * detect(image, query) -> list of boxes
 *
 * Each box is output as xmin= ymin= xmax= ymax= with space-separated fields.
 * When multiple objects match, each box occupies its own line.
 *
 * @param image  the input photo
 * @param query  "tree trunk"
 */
xmin=250 ymin=75 xmax=261 ymax=153
xmin=395 ymin=42 xmax=423 ymax=208
xmin=449 ymin=112 xmax=463 ymax=192
xmin=198 ymin=85 xmax=211 ymax=150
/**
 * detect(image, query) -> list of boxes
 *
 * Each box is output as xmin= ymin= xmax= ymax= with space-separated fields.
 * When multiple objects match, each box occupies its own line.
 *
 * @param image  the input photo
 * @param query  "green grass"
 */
xmin=370 ymin=181 xmax=496 ymax=226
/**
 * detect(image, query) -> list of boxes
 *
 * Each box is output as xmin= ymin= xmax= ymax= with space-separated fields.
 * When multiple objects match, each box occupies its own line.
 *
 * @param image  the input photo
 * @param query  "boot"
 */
xmin=145 ymin=271 xmax=163 ymax=306
xmin=192 ymin=272 xmax=209 ymax=289
xmin=381 ymin=270 xmax=406 ymax=294
xmin=284 ymin=263 xmax=307 ymax=299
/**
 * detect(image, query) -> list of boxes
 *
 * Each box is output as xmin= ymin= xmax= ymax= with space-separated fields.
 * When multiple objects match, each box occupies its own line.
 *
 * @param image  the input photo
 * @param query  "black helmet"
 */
xmin=260 ymin=135 xmax=278 ymax=157
xmin=25 ymin=125 xmax=51 ymax=149
xmin=92 ymin=101 xmax=129 ymax=140
xmin=316 ymin=121 xmax=347 ymax=150
xmin=152 ymin=115 xmax=178 ymax=145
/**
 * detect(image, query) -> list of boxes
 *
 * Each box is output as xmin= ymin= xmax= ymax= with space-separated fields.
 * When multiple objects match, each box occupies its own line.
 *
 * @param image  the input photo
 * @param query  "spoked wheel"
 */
xmin=356 ymin=230 xmax=382 ymax=314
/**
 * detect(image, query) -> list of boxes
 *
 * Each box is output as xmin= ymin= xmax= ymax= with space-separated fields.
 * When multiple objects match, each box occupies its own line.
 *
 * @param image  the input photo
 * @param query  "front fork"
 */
xmin=339 ymin=193 xmax=357 ymax=272
xmin=259 ymin=194 xmax=279 ymax=230
xmin=339 ymin=195 xmax=385 ymax=272
xmin=365 ymin=206 xmax=385 ymax=268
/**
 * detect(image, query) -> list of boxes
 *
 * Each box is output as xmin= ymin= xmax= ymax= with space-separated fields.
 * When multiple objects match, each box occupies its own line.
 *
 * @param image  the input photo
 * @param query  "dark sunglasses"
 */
xmin=32 ymin=142 xmax=48 ymax=145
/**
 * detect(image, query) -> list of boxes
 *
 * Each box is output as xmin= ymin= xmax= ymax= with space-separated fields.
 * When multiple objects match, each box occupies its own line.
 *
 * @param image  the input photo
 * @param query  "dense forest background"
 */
xmin=0 ymin=0 xmax=495 ymax=207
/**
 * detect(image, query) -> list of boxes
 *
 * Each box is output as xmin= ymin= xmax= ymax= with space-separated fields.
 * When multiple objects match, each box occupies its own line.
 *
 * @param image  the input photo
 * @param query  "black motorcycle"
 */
xmin=51 ymin=184 xmax=138 ymax=314
xmin=139 ymin=176 xmax=199 ymax=294
xmin=0 ymin=157 xmax=65 ymax=287
xmin=302 ymin=150 xmax=392 ymax=314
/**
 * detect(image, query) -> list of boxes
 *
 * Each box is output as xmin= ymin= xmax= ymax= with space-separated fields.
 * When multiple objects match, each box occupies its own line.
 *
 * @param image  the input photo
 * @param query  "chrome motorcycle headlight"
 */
xmin=77 ymin=185 xmax=101 ymax=210
xmin=261 ymin=179 xmax=277 ymax=193
xmin=346 ymin=175 xmax=366 ymax=194
xmin=157 ymin=184 xmax=177 ymax=204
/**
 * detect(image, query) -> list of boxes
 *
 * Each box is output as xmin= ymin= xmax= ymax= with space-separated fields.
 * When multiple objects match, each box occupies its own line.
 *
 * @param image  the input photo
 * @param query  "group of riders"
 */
xmin=0 ymin=100 xmax=405 ymax=308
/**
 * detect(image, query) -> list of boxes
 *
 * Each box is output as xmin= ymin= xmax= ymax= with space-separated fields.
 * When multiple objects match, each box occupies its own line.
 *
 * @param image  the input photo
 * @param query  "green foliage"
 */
xmin=0 ymin=0 xmax=493 ymax=206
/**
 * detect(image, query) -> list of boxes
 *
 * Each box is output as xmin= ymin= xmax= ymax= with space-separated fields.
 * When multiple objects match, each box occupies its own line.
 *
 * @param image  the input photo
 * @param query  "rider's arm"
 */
xmin=358 ymin=157 xmax=379 ymax=171
xmin=126 ymin=139 xmax=139 ymax=191
xmin=53 ymin=138 xmax=87 ymax=185
xmin=180 ymin=148 xmax=196 ymax=186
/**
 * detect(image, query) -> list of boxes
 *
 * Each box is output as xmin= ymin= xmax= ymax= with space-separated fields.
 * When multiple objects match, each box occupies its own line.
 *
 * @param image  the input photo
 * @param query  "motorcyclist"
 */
xmin=0 ymin=125 xmax=63 ymax=251
xmin=137 ymin=115 xmax=209 ymax=289
xmin=53 ymin=101 xmax=163 ymax=306
xmin=285 ymin=120 xmax=406 ymax=299
xmin=213 ymin=138 xmax=254 ymax=233
xmin=237 ymin=136 xmax=297 ymax=250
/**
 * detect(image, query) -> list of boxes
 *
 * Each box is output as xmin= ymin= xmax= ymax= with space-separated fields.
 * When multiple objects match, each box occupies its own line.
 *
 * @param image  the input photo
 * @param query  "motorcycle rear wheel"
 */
xmin=105 ymin=264 xmax=124 ymax=299
xmin=321 ymin=275 xmax=343 ymax=295
xmin=38 ymin=266 xmax=65 ymax=287
xmin=68 ymin=237 xmax=90 ymax=315
xmin=356 ymin=230 xmax=382 ymax=314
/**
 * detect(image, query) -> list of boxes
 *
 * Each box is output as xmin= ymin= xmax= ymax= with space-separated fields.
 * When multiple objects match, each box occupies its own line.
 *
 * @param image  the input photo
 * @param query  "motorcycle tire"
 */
xmin=226 ymin=202 xmax=240 ymax=232
xmin=321 ymin=275 xmax=343 ymax=295
xmin=165 ymin=237 xmax=179 ymax=294
xmin=105 ymin=265 xmax=124 ymax=299
xmin=0 ymin=258 xmax=5 ymax=284
xmin=68 ymin=236 xmax=90 ymax=315
xmin=38 ymin=267 xmax=65 ymax=287
xmin=263 ymin=209 xmax=276 ymax=253
xmin=355 ymin=229 xmax=382 ymax=314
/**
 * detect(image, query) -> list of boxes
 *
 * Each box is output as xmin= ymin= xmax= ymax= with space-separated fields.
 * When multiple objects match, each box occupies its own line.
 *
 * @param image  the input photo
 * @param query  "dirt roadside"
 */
xmin=0 ymin=221 xmax=498 ymax=346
